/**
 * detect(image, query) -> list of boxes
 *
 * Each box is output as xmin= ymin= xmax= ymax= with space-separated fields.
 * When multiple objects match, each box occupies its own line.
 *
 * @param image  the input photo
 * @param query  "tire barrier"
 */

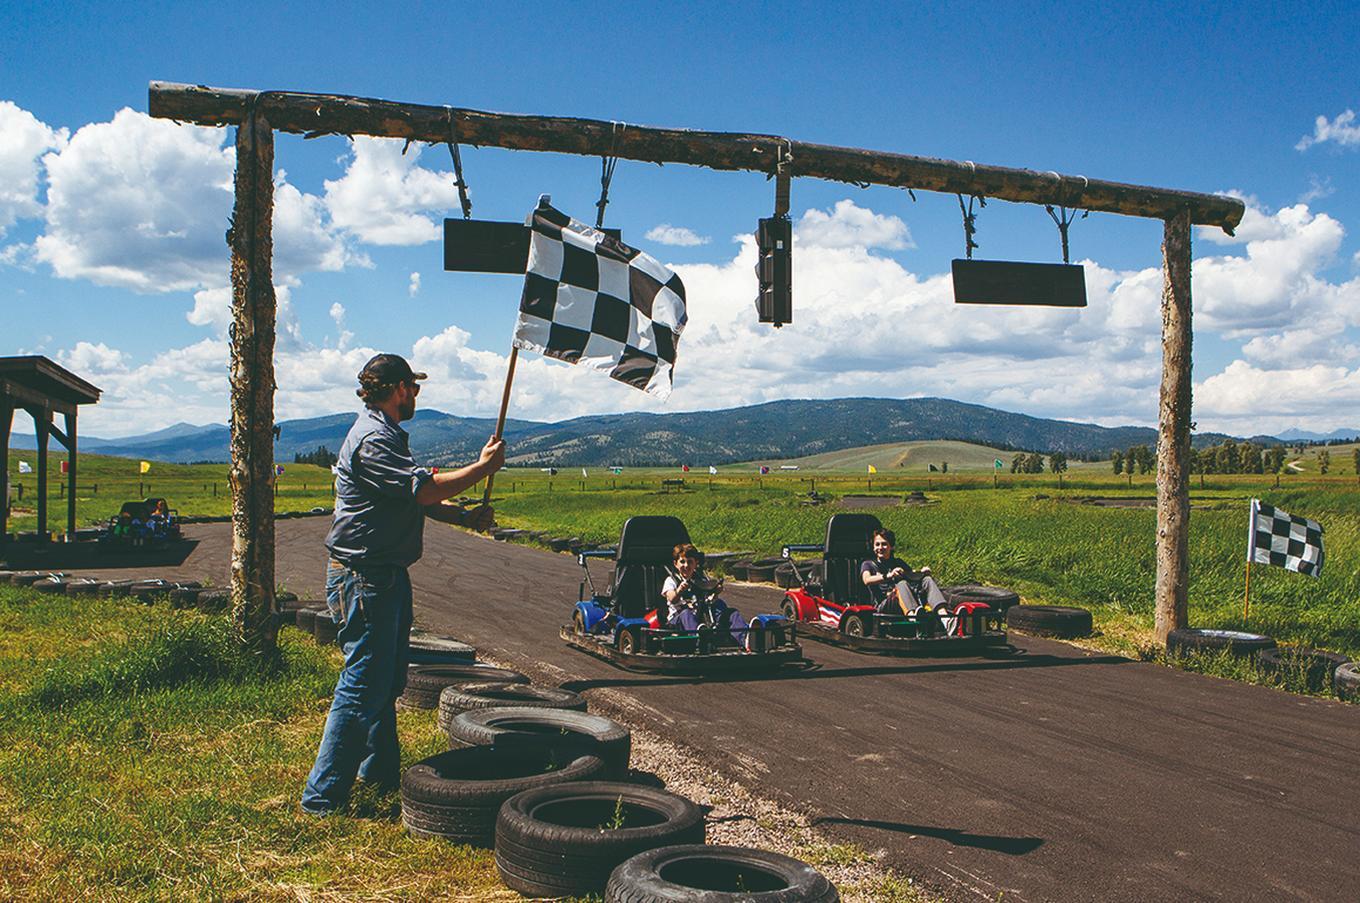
xmin=295 ymin=607 xmax=322 ymax=635
xmin=313 ymin=611 xmax=341 ymax=646
xmin=774 ymin=563 xmax=799 ymax=589
xmin=448 ymin=707 xmax=632 ymax=779
xmin=1335 ymin=662 xmax=1360 ymax=702
xmin=1165 ymin=628 xmax=1275 ymax=659
xmin=725 ymin=560 xmax=752 ymax=581
xmin=400 ymin=747 xmax=605 ymax=847
xmin=495 ymin=781 xmax=705 ymax=898
xmin=399 ymin=663 xmax=530 ymax=710
xmin=1005 ymin=604 xmax=1093 ymax=639
xmin=605 ymin=844 xmax=839 ymax=903
xmin=408 ymin=631 xmax=476 ymax=665
xmin=438 ymin=682 xmax=586 ymax=735
xmin=941 ymin=584 xmax=1021 ymax=613
xmin=744 ymin=563 xmax=778 ymax=584
xmin=1257 ymin=646 xmax=1352 ymax=695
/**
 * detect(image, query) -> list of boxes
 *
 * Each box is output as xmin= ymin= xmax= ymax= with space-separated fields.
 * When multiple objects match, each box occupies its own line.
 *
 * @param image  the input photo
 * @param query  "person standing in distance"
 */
xmin=301 ymin=353 xmax=505 ymax=815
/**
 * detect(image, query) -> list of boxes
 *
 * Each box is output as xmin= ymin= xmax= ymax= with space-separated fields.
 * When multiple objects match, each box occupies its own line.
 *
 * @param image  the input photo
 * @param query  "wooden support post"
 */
xmin=64 ymin=411 xmax=76 ymax=539
xmin=0 ymin=400 xmax=11 ymax=543
xmin=35 ymin=408 xmax=49 ymax=540
xmin=228 ymin=109 xmax=278 ymax=654
xmin=1154 ymin=210 xmax=1193 ymax=645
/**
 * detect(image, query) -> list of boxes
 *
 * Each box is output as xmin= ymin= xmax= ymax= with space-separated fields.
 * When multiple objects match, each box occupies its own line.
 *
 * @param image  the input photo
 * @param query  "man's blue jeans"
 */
xmin=301 ymin=559 xmax=413 ymax=814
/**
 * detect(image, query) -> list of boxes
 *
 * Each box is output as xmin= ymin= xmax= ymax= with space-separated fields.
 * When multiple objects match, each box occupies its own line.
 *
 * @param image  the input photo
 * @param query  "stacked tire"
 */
xmin=447 ymin=707 xmax=632 ymax=779
xmin=399 ymin=663 xmax=529 ymax=710
xmin=437 ymin=682 xmax=586 ymax=737
xmin=1006 ymin=604 xmax=1093 ymax=639
xmin=605 ymin=845 xmax=840 ymax=902
xmin=495 ymin=782 xmax=705 ymax=898
xmin=400 ymin=746 xmax=604 ymax=846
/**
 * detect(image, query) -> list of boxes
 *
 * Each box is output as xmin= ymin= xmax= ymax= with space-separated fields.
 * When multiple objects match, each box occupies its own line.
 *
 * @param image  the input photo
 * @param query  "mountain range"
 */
xmin=10 ymin=397 xmax=1330 ymax=466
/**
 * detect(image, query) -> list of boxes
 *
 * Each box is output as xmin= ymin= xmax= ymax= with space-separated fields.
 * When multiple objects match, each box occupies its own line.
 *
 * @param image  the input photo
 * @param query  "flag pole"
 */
xmin=481 ymin=345 xmax=518 ymax=509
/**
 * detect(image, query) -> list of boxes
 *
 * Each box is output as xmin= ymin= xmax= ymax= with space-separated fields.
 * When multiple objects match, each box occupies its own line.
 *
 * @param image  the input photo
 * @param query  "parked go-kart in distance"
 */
xmin=99 ymin=498 xmax=183 ymax=547
xmin=562 ymin=515 xmax=801 ymax=674
xmin=779 ymin=513 xmax=1009 ymax=655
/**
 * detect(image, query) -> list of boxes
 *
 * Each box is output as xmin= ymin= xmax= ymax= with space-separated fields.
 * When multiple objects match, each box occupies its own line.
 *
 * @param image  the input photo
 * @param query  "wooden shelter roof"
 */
xmin=0 ymin=356 xmax=102 ymax=409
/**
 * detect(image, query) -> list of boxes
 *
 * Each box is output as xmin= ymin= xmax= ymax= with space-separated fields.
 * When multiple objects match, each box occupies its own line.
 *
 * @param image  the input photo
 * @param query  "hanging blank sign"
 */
xmin=951 ymin=259 xmax=1087 ymax=307
xmin=444 ymin=219 xmax=622 ymax=275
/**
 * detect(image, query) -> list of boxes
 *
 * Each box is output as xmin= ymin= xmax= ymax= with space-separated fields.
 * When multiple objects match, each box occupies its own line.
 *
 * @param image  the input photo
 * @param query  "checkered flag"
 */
xmin=1247 ymin=499 xmax=1324 ymax=578
xmin=513 ymin=202 xmax=686 ymax=399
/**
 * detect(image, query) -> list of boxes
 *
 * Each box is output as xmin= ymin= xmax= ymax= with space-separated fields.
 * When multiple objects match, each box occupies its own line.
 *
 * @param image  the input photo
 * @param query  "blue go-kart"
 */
xmin=561 ymin=515 xmax=801 ymax=674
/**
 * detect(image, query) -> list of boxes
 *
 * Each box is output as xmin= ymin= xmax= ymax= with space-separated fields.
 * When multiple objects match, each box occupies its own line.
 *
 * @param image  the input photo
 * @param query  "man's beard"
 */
xmin=398 ymin=397 xmax=416 ymax=421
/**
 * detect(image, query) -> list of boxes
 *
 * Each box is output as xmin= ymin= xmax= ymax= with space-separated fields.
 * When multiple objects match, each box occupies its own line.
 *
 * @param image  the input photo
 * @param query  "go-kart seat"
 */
xmin=610 ymin=515 xmax=692 ymax=619
xmin=821 ymin=513 xmax=883 ymax=605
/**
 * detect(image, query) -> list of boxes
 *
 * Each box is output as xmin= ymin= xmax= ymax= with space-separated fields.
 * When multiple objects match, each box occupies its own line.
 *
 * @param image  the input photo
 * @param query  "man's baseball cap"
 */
xmin=358 ymin=353 xmax=427 ymax=385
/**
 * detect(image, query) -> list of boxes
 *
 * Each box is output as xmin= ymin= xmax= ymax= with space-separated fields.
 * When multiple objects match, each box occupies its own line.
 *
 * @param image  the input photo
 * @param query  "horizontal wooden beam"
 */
xmin=0 ymin=379 xmax=75 ymax=416
xmin=149 ymin=82 xmax=1244 ymax=233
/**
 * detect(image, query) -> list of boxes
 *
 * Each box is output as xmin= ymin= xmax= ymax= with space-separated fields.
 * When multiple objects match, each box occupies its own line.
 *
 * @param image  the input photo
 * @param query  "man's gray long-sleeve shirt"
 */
xmin=325 ymin=407 xmax=432 ymax=568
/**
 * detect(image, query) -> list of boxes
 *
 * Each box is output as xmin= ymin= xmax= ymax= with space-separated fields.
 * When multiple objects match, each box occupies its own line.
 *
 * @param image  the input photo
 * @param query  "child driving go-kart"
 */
xmin=663 ymin=543 xmax=752 ymax=649
xmin=860 ymin=527 xmax=949 ymax=616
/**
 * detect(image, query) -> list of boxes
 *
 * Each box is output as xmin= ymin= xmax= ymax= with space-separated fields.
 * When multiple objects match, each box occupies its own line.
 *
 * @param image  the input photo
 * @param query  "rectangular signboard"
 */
xmin=951 ymin=259 xmax=1088 ymax=308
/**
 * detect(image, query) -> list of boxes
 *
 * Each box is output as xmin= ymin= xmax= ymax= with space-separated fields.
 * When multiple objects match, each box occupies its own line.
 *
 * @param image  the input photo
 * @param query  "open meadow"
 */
xmin=7 ymin=447 xmax=1357 ymax=659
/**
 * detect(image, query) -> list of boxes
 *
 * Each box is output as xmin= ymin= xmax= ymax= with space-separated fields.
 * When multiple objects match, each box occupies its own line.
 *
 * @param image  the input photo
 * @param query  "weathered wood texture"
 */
xmin=149 ymin=82 xmax=1244 ymax=232
xmin=64 ymin=411 xmax=76 ymax=539
xmin=228 ymin=112 xmax=278 ymax=653
xmin=1155 ymin=211 xmax=1193 ymax=644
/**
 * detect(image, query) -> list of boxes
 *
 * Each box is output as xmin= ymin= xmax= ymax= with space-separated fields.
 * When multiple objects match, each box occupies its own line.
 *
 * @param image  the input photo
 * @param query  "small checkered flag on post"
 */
xmin=513 ymin=200 xmax=687 ymax=399
xmin=1247 ymin=498 xmax=1324 ymax=578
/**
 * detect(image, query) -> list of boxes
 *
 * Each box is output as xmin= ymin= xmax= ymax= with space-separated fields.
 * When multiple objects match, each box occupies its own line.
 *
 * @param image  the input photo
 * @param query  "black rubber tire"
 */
xmin=604 ymin=844 xmax=839 ymax=903
xmin=1006 ymin=605 xmax=1093 ymax=639
xmin=400 ymin=747 xmax=604 ymax=847
xmin=1335 ymin=662 xmax=1360 ymax=702
xmin=31 ymin=578 xmax=69 ymax=595
xmin=617 ymin=628 xmax=640 ymax=655
xmin=170 ymin=586 xmax=204 ymax=608
xmin=1257 ymin=646 xmax=1352 ymax=694
xmin=941 ymin=584 xmax=1021 ymax=612
xmin=400 ymin=663 xmax=530 ymax=710
xmin=842 ymin=614 xmax=868 ymax=638
xmin=294 ymin=607 xmax=321 ymax=634
xmin=774 ymin=563 xmax=799 ymax=589
xmin=275 ymin=596 xmax=313 ymax=626
xmin=196 ymin=588 xmax=230 ymax=611
xmin=745 ymin=563 xmax=777 ymax=583
xmin=725 ymin=560 xmax=751 ymax=581
xmin=781 ymin=599 xmax=800 ymax=621
xmin=495 ymin=781 xmax=705 ymax=898
xmin=64 ymin=580 xmax=103 ymax=596
xmin=439 ymin=682 xmax=587 ymax=733
xmin=11 ymin=573 xmax=49 ymax=587
xmin=448 ymin=707 xmax=632 ymax=779
xmin=313 ymin=612 xmax=340 ymax=646
xmin=1165 ymin=627 xmax=1275 ymax=658
xmin=408 ymin=632 xmax=476 ymax=664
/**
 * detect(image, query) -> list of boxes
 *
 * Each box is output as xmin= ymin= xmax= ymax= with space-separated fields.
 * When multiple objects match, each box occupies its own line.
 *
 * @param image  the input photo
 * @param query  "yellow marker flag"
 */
xmin=139 ymin=461 xmax=151 ymax=474
xmin=867 ymin=464 xmax=877 ymax=474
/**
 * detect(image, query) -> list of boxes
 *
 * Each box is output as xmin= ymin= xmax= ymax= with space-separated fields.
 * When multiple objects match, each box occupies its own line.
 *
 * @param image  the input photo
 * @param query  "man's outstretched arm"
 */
xmin=415 ymin=436 xmax=505 ymax=507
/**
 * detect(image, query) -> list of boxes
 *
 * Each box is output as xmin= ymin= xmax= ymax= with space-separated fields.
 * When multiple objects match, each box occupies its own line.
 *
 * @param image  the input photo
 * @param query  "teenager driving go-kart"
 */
xmin=562 ymin=515 xmax=801 ymax=674
xmin=779 ymin=513 xmax=1008 ymax=655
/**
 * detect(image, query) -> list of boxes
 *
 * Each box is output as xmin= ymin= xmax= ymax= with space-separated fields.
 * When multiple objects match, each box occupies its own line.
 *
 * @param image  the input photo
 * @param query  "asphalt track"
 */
xmin=49 ymin=519 xmax=1360 ymax=902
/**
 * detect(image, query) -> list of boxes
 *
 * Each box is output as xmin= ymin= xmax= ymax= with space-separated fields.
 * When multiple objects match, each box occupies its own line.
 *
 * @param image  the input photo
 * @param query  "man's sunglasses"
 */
xmin=405 ymin=380 xmax=421 ymax=396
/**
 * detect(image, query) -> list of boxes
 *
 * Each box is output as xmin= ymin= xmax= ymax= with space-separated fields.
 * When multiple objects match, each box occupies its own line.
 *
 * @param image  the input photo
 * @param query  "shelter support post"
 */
xmin=35 ymin=408 xmax=49 ymax=541
xmin=64 ymin=411 xmax=77 ymax=539
xmin=1154 ymin=210 xmax=1193 ymax=644
xmin=0 ymin=400 xmax=11 ymax=543
xmin=228 ymin=110 xmax=278 ymax=654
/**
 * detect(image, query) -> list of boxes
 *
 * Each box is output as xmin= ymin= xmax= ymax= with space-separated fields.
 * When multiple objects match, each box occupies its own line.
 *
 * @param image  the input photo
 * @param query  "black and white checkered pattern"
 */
xmin=1247 ymin=498 xmax=1324 ymax=578
xmin=512 ymin=203 xmax=686 ymax=399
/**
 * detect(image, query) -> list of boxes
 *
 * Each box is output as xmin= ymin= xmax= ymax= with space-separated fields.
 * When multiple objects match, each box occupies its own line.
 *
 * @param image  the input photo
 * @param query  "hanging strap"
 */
xmin=445 ymin=107 xmax=473 ymax=220
xmin=596 ymin=121 xmax=625 ymax=229
xmin=956 ymin=193 xmax=985 ymax=259
xmin=1044 ymin=174 xmax=1088 ymax=263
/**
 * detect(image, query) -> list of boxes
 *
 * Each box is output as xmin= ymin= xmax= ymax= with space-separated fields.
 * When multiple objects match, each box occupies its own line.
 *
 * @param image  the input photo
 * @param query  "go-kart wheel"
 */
xmin=843 ymin=614 xmax=867 ymax=638
xmin=617 ymin=628 xmax=639 ymax=655
xmin=781 ymin=599 xmax=799 ymax=621
xmin=572 ymin=610 xmax=587 ymax=635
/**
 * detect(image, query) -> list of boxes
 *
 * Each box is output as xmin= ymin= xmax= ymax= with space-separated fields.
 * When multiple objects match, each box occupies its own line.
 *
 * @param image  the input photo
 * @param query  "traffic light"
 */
xmin=754 ymin=215 xmax=792 ymax=327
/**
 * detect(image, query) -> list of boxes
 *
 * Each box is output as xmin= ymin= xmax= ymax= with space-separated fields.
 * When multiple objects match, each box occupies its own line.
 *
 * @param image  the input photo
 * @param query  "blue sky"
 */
xmin=2 ymin=0 xmax=1358 ymax=437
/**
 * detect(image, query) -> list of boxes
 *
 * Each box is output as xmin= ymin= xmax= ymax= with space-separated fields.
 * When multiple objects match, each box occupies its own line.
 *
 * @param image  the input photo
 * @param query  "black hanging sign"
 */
xmin=444 ymin=219 xmax=622 ymax=275
xmin=951 ymin=259 xmax=1087 ymax=308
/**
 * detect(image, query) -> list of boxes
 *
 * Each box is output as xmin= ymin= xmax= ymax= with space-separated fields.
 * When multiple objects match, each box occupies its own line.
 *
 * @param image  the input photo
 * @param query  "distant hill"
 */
xmin=9 ymin=397 xmax=1277 ymax=466
xmin=750 ymin=440 xmax=1012 ymax=472
xmin=1276 ymin=427 xmax=1360 ymax=442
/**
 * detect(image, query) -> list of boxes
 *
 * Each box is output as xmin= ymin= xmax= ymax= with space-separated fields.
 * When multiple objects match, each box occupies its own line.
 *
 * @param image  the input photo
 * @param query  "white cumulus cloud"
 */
xmin=324 ymin=137 xmax=460 ymax=245
xmin=1296 ymin=109 xmax=1360 ymax=151
xmin=645 ymin=224 xmax=710 ymax=246
xmin=409 ymin=271 xmax=421 ymax=296
xmin=0 ymin=101 xmax=67 ymax=238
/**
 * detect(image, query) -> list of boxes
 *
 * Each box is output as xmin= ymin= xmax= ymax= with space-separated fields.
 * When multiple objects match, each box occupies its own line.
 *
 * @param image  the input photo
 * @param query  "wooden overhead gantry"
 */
xmin=0 ymin=355 xmax=102 ymax=546
xmin=148 ymin=81 xmax=1245 ymax=651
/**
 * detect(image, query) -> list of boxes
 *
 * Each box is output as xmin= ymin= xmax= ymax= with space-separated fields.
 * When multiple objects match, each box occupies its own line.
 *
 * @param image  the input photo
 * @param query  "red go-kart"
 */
xmin=779 ymin=513 xmax=1008 ymax=655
